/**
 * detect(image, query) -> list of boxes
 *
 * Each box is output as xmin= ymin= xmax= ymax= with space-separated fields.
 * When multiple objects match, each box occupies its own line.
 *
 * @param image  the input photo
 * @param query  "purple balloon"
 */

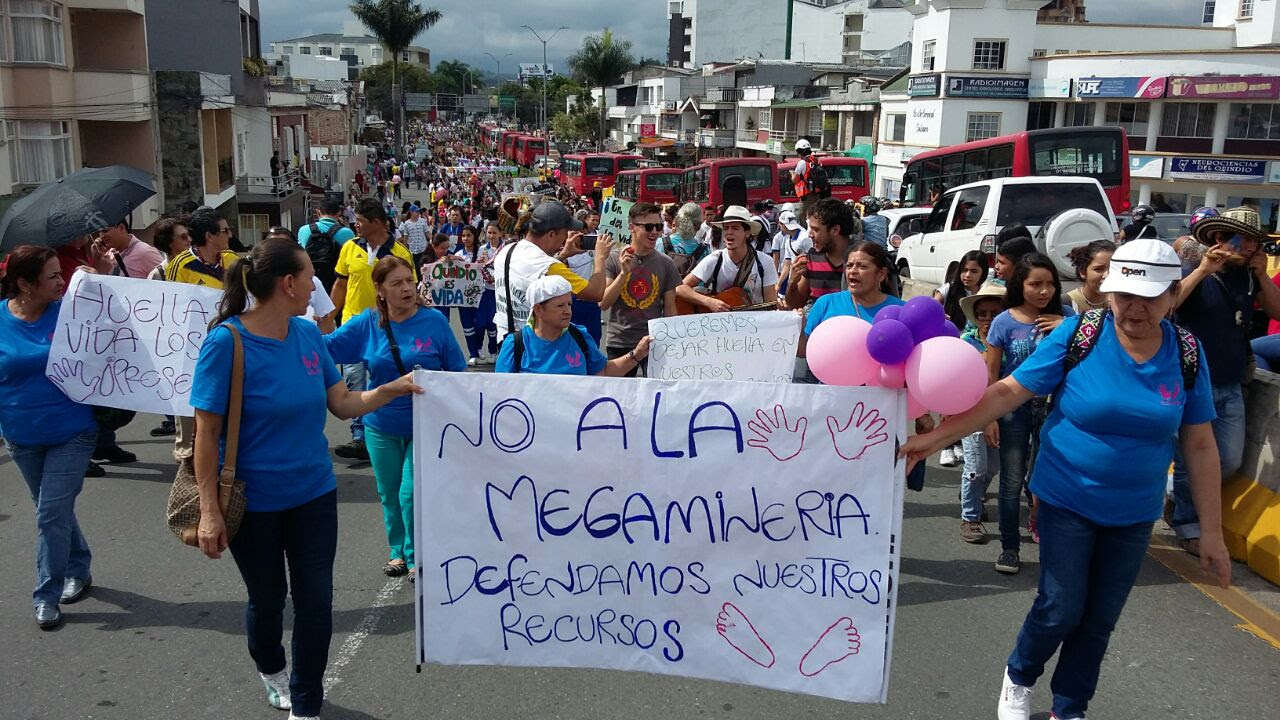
xmin=913 ymin=320 xmax=946 ymax=342
xmin=939 ymin=319 xmax=961 ymax=339
xmin=875 ymin=304 xmax=903 ymax=323
xmin=866 ymin=318 xmax=915 ymax=366
xmin=899 ymin=296 xmax=946 ymax=340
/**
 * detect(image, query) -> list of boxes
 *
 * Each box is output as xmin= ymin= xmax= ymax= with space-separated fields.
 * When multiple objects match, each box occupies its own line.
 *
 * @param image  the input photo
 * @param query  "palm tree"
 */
xmin=350 ymin=0 xmax=442 ymax=152
xmin=567 ymin=29 xmax=634 ymax=151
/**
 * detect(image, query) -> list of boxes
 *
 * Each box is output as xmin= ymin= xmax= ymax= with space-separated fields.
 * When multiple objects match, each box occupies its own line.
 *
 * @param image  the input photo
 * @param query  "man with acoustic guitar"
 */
xmin=676 ymin=205 xmax=779 ymax=313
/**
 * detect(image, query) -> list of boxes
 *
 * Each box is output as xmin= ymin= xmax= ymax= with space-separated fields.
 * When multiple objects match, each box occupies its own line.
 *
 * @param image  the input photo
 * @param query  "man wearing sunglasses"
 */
xmin=599 ymin=202 xmax=681 ymax=377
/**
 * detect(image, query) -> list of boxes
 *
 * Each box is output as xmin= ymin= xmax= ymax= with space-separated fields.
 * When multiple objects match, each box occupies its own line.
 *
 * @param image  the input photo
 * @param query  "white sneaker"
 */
xmin=480 ymin=348 xmax=495 ymax=365
xmin=940 ymin=446 xmax=957 ymax=467
xmin=998 ymin=669 xmax=1033 ymax=720
xmin=467 ymin=357 xmax=478 ymax=367
xmin=260 ymin=669 xmax=292 ymax=710
xmin=288 ymin=715 xmax=318 ymax=720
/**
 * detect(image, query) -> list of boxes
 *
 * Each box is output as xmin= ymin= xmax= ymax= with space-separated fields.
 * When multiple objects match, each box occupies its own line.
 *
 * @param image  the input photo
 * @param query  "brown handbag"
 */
xmin=165 ymin=324 xmax=248 ymax=547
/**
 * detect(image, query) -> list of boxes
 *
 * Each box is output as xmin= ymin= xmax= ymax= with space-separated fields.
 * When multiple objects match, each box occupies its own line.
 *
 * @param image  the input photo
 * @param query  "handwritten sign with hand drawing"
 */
xmin=421 ymin=259 xmax=486 ymax=307
xmin=413 ymin=372 xmax=906 ymax=703
xmin=45 ymin=272 xmax=220 ymax=415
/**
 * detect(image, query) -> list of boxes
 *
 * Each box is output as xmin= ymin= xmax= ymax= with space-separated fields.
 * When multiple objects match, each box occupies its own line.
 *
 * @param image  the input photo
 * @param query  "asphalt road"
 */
xmin=2 ymin=395 xmax=1278 ymax=720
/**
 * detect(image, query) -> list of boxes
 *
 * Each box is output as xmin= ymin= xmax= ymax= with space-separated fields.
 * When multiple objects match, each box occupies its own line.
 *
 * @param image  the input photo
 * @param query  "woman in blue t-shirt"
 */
xmin=496 ymin=275 xmax=650 ymax=376
xmin=191 ymin=237 xmax=421 ymax=718
xmin=902 ymin=239 xmax=1230 ymax=720
xmin=800 ymin=241 xmax=905 ymax=384
xmin=0 ymin=246 xmax=98 ymax=630
xmin=325 ymin=256 xmax=466 ymax=579
xmin=984 ymin=253 xmax=1074 ymax=573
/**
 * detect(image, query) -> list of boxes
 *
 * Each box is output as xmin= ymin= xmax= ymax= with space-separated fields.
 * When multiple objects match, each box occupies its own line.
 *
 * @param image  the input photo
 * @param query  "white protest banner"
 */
xmin=413 ymin=372 xmax=905 ymax=703
xmin=599 ymin=195 xmax=633 ymax=239
xmin=647 ymin=311 xmax=801 ymax=383
xmin=423 ymin=260 xmax=487 ymax=307
xmin=46 ymin=272 xmax=220 ymax=416
xmin=511 ymin=177 xmax=540 ymax=195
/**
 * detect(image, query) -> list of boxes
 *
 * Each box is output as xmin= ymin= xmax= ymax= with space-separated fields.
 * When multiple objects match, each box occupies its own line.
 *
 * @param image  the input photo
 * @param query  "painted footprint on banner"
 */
xmin=826 ymin=402 xmax=889 ymax=461
xmin=799 ymin=617 xmax=861 ymax=677
xmin=746 ymin=404 xmax=807 ymax=461
xmin=716 ymin=602 xmax=775 ymax=669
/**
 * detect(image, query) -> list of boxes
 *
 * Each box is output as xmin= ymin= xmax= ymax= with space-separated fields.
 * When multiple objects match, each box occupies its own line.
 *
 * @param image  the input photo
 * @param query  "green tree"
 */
xmin=567 ymin=28 xmax=635 ymax=151
xmin=634 ymin=56 xmax=664 ymax=68
xmin=350 ymin=0 xmax=442 ymax=150
xmin=360 ymin=61 xmax=430 ymax=119
xmin=431 ymin=59 xmax=481 ymax=95
xmin=551 ymin=95 xmax=600 ymax=144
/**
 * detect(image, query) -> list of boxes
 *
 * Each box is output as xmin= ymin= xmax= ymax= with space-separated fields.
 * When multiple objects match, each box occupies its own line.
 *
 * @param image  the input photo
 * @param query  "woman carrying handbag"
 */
xmin=190 ymin=237 xmax=421 ymax=720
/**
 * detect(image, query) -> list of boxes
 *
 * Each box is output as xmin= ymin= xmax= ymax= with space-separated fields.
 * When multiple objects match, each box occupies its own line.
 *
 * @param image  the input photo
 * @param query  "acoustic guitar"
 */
xmin=675 ymin=286 xmax=780 ymax=315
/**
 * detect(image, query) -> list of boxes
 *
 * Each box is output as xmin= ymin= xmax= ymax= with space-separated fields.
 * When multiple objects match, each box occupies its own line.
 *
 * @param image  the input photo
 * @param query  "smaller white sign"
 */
xmin=1028 ymin=77 xmax=1072 ymax=98
xmin=1130 ymin=156 xmax=1164 ymax=179
xmin=422 ymin=260 xmax=487 ymax=307
xmin=600 ymin=195 xmax=634 ymax=240
xmin=647 ymin=311 xmax=801 ymax=383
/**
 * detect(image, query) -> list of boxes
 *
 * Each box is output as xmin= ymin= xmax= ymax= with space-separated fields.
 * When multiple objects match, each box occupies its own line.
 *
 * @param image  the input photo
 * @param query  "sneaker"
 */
xmin=260 ymin=669 xmax=292 ymax=710
xmin=150 ymin=420 xmax=177 ymax=437
xmin=940 ymin=447 xmax=957 ymax=467
xmin=92 ymin=445 xmax=137 ymax=463
xmin=960 ymin=521 xmax=987 ymax=544
xmin=995 ymin=550 xmax=1021 ymax=575
xmin=288 ymin=715 xmax=318 ymax=720
xmin=85 ymin=461 xmax=106 ymax=478
xmin=997 ymin=669 xmax=1033 ymax=720
xmin=467 ymin=357 xmax=478 ymax=367
xmin=333 ymin=440 xmax=368 ymax=460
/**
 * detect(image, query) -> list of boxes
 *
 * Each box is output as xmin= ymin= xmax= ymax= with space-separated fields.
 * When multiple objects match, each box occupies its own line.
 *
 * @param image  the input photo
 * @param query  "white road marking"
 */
xmin=323 ymin=577 xmax=404 ymax=692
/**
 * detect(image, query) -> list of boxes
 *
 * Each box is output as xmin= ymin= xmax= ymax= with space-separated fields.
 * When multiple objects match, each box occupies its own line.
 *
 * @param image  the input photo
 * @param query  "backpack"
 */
xmin=509 ymin=325 xmax=591 ymax=374
xmin=806 ymin=156 xmax=832 ymax=198
xmin=306 ymin=221 xmax=341 ymax=293
xmin=1059 ymin=308 xmax=1199 ymax=397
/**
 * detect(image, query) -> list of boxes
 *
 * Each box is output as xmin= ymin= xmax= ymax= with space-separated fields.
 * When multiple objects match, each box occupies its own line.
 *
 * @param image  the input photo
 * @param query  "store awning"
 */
xmin=638 ymin=139 xmax=675 ymax=149
xmin=770 ymin=98 xmax=825 ymax=109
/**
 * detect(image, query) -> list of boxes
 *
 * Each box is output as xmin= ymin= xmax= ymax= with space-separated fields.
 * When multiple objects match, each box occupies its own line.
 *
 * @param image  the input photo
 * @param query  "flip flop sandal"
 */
xmin=383 ymin=561 xmax=409 ymax=577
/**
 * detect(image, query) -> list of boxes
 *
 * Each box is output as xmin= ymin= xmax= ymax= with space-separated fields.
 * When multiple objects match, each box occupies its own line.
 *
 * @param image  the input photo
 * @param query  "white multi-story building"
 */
xmin=665 ymin=0 xmax=913 ymax=68
xmin=875 ymin=0 xmax=1280 ymax=230
xmin=270 ymin=21 xmax=429 ymax=76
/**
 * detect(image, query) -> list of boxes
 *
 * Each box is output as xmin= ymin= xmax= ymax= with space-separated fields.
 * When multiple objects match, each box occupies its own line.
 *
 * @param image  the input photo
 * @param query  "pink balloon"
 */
xmin=807 ymin=316 xmax=877 ymax=386
xmin=877 ymin=362 xmax=906 ymax=388
xmin=907 ymin=389 xmax=929 ymax=419
xmin=905 ymin=336 xmax=988 ymax=415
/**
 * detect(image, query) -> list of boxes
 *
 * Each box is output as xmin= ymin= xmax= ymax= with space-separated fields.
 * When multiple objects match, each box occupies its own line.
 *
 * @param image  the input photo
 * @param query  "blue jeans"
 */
xmin=571 ymin=296 xmax=602 ymax=345
xmin=1007 ymin=500 xmax=1152 ymax=719
xmin=6 ymin=428 xmax=96 ymax=607
xmin=1252 ymin=334 xmax=1280 ymax=372
xmin=997 ymin=403 xmax=1035 ymax=552
xmin=1171 ymin=382 xmax=1245 ymax=540
xmin=960 ymin=430 xmax=999 ymax=521
xmin=229 ymin=490 xmax=338 ymax=718
xmin=341 ymin=362 xmax=367 ymax=442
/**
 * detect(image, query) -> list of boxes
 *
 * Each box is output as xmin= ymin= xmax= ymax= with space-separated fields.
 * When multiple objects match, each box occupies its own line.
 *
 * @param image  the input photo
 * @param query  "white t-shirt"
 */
xmin=492 ymin=239 xmax=587 ymax=341
xmin=565 ymin=251 xmax=594 ymax=282
xmin=779 ymin=230 xmax=813 ymax=264
xmin=399 ymin=217 xmax=430 ymax=254
xmin=690 ymin=248 xmax=779 ymax=305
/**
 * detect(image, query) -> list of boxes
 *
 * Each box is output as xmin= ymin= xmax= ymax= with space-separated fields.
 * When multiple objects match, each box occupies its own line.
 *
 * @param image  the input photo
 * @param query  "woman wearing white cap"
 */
xmin=495 ymin=275 xmax=651 ymax=376
xmin=902 ymin=239 xmax=1231 ymax=720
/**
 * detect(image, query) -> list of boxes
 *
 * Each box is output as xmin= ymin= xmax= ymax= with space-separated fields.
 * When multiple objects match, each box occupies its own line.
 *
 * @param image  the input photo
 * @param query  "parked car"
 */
xmin=881 ymin=208 xmax=933 ymax=249
xmin=897 ymin=176 xmax=1118 ymax=285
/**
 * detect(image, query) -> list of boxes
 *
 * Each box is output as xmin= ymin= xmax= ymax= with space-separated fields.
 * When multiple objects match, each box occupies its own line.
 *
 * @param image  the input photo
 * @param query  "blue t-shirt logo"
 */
xmin=413 ymin=337 xmax=433 ymax=353
xmin=565 ymin=351 xmax=583 ymax=368
xmin=302 ymin=351 xmax=322 ymax=376
xmin=1159 ymin=382 xmax=1182 ymax=406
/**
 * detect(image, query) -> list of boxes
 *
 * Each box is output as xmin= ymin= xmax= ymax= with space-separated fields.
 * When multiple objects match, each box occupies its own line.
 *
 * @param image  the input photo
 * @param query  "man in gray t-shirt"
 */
xmin=600 ymin=202 xmax=682 ymax=377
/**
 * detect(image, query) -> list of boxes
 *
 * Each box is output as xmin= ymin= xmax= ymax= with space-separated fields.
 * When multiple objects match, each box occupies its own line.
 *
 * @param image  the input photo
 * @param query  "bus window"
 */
xmin=585 ymin=157 xmax=613 ymax=175
xmin=826 ymin=164 xmax=867 ymax=187
xmin=645 ymin=172 xmax=680 ymax=192
xmin=988 ymin=144 xmax=1014 ymax=178
xmin=1029 ymin=133 xmax=1121 ymax=187
xmin=780 ymin=169 xmax=796 ymax=198
xmin=617 ymin=157 xmax=641 ymax=171
xmin=963 ymin=150 xmax=988 ymax=184
xmin=941 ymin=154 xmax=965 ymax=190
xmin=561 ymin=158 xmax=581 ymax=176
xmin=900 ymin=170 xmax=918 ymax=205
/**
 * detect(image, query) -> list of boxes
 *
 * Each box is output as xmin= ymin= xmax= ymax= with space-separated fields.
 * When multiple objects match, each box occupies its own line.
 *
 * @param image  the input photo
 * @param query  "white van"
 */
xmin=896 ymin=176 xmax=1118 ymax=285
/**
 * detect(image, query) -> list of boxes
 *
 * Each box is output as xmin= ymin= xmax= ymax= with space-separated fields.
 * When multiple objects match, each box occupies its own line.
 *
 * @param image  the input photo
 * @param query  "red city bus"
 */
xmin=677 ymin=158 xmax=779 ymax=208
xmin=499 ymin=131 xmax=517 ymax=160
xmin=900 ymin=126 xmax=1130 ymax=214
xmin=514 ymin=135 xmax=548 ymax=167
xmin=612 ymin=168 xmax=683 ymax=204
xmin=558 ymin=153 xmax=645 ymax=196
xmin=777 ymin=156 xmax=871 ymax=204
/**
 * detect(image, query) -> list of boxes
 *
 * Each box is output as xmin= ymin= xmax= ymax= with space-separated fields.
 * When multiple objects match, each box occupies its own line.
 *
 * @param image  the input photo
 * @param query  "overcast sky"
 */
xmin=260 ymin=0 xmax=1206 ymax=77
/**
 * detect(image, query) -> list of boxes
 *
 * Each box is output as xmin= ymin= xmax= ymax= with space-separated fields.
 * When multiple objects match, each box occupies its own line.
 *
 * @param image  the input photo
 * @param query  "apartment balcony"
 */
xmin=236 ymin=168 xmax=303 ymax=202
xmin=72 ymin=70 xmax=151 ymax=121
xmin=768 ymin=129 xmax=799 ymax=143
xmin=704 ymin=86 xmax=737 ymax=104
xmin=699 ymin=128 xmax=736 ymax=148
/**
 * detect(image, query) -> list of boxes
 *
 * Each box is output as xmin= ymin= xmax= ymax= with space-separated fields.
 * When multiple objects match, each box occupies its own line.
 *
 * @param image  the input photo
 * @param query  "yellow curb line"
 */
xmin=1148 ymin=534 xmax=1280 ymax=652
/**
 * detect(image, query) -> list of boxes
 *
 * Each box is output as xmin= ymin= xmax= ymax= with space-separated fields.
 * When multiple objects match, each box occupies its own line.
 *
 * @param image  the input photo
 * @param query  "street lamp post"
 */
xmin=521 ymin=25 xmax=567 ymax=145
xmin=484 ymin=52 xmax=512 ymax=119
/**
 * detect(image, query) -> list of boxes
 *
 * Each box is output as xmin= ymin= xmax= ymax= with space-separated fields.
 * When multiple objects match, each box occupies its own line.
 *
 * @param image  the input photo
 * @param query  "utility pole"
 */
xmin=484 ymin=52 xmax=512 ymax=120
xmin=521 ymin=25 xmax=567 ymax=143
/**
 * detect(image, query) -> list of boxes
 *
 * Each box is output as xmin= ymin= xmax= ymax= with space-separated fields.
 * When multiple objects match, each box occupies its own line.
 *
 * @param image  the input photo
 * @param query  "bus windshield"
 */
xmin=617 ymin=157 xmax=641 ymax=171
xmin=721 ymin=164 xmax=773 ymax=190
xmin=826 ymin=164 xmax=867 ymax=186
xmin=585 ymin=157 xmax=614 ymax=175
xmin=645 ymin=172 xmax=680 ymax=191
xmin=1029 ymin=132 xmax=1122 ymax=187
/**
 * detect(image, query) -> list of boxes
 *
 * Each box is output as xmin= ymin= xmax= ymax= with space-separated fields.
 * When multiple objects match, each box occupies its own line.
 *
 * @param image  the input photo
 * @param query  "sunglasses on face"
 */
xmin=632 ymin=222 xmax=662 ymax=232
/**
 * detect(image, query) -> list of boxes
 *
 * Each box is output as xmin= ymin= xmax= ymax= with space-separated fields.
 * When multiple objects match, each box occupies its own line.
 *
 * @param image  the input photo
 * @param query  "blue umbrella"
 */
xmin=0 ymin=165 xmax=156 ymax=252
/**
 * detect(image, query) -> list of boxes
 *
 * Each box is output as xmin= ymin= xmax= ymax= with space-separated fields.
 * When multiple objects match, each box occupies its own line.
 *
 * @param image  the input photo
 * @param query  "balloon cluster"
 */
xmin=806 ymin=297 xmax=988 ymax=418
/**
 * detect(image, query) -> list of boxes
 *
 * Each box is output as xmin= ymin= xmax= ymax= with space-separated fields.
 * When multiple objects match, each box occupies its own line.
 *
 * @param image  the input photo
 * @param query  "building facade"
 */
xmin=666 ymin=0 xmax=913 ymax=69
xmin=873 ymin=0 xmax=1280 ymax=231
xmin=269 ymin=20 xmax=430 ymax=80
